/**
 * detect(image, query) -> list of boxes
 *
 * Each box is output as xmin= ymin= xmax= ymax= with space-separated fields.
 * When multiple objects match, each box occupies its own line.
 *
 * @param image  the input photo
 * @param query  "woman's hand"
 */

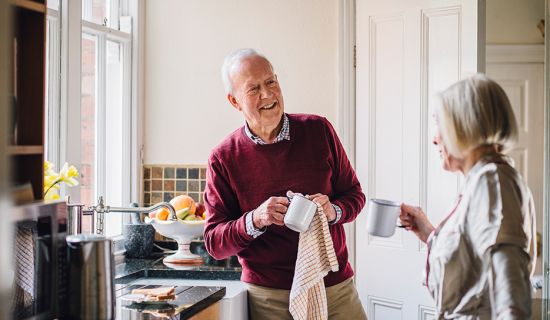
xmin=307 ymin=193 xmax=337 ymax=222
xmin=400 ymin=203 xmax=435 ymax=243
xmin=252 ymin=196 xmax=290 ymax=229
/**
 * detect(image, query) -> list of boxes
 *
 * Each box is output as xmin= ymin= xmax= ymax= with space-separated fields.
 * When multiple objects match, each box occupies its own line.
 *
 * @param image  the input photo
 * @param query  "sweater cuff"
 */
xmin=245 ymin=211 xmax=266 ymax=238
xmin=329 ymin=204 xmax=342 ymax=225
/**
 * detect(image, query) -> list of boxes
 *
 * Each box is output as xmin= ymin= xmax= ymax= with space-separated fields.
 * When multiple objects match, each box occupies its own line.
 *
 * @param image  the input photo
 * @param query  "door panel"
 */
xmin=486 ymin=61 xmax=544 ymax=277
xmin=356 ymin=1 xmax=484 ymax=318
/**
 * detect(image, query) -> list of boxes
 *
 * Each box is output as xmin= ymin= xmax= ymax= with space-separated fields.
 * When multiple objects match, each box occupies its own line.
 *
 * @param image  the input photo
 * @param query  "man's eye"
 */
xmin=247 ymin=87 xmax=259 ymax=94
xmin=267 ymin=80 xmax=277 ymax=86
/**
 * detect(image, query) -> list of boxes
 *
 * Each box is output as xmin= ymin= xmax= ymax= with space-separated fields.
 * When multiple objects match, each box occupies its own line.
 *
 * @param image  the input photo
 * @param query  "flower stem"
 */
xmin=44 ymin=179 xmax=61 ymax=197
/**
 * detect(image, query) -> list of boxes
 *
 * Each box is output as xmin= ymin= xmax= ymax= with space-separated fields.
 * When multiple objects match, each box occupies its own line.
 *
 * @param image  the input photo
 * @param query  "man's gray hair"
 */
xmin=221 ymin=48 xmax=273 ymax=94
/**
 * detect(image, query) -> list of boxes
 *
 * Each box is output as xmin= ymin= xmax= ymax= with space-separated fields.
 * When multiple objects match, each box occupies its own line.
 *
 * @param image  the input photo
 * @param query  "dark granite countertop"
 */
xmin=115 ymin=257 xmax=242 ymax=283
xmin=114 ymin=252 xmax=243 ymax=319
xmin=116 ymin=283 xmax=226 ymax=319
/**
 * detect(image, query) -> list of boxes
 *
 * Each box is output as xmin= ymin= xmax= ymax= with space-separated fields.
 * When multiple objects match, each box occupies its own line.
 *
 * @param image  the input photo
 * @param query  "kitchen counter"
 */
xmin=114 ymin=257 xmax=246 ymax=319
xmin=115 ymin=257 xmax=242 ymax=283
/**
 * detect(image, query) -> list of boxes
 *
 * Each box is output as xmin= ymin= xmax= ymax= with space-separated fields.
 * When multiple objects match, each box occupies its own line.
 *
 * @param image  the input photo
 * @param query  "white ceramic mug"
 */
xmin=284 ymin=194 xmax=318 ymax=233
xmin=366 ymin=199 xmax=401 ymax=237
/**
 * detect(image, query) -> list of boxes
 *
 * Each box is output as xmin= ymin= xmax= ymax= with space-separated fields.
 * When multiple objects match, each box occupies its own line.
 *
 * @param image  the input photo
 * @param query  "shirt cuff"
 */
xmin=245 ymin=211 xmax=265 ymax=238
xmin=329 ymin=204 xmax=342 ymax=225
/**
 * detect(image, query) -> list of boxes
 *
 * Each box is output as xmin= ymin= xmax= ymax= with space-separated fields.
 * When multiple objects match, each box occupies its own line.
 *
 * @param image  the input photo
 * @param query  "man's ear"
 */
xmin=227 ymin=94 xmax=241 ymax=111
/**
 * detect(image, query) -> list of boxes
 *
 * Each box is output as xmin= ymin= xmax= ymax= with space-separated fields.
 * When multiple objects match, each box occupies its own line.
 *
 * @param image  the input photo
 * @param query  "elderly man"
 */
xmin=204 ymin=48 xmax=367 ymax=320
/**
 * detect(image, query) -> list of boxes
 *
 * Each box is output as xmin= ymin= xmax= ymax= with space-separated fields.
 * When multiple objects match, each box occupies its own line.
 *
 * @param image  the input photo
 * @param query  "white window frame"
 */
xmin=54 ymin=0 xmax=136 ymax=239
xmin=45 ymin=8 xmax=61 ymax=168
xmin=81 ymin=21 xmax=132 ymax=213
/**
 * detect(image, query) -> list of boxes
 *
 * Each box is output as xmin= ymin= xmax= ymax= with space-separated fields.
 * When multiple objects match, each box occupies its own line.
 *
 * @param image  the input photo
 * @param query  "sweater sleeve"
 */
xmin=203 ymin=152 xmax=255 ymax=260
xmin=322 ymin=118 xmax=366 ymax=224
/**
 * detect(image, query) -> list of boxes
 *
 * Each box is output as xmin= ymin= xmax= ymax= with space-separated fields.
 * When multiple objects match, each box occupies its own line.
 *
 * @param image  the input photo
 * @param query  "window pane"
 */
xmin=47 ymin=0 xmax=59 ymax=11
xmin=82 ymin=0 xmax=119 ymax=30
xmin=104 ymin=40 xmax=124 ymax=236
xmin=81 ymin=33 xmax=97 ymax=209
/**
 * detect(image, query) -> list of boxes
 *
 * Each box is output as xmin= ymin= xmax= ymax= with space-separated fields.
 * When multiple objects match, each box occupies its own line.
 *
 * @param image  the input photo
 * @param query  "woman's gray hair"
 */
xmin=221 ymin=48 xmax=273 ymax=94
xmin=435 ymin=73 xmax=519 ymax=157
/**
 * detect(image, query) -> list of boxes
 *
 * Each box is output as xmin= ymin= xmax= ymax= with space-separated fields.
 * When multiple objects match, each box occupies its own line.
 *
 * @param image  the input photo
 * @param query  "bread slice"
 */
xmin=147 ymin=294 xmax=176 ymax=301
xmin=131 ymin=286 xmax=175 ymax=297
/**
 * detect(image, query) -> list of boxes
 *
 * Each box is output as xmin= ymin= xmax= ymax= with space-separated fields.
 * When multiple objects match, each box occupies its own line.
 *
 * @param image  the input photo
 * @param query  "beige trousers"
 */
xmin=247 ymin=278 xmax=367 ymax=320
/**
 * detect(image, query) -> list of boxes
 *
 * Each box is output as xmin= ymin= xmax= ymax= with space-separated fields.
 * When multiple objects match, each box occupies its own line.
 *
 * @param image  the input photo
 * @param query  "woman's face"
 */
xmin=433 ymin=123 xmax=463 ymax=173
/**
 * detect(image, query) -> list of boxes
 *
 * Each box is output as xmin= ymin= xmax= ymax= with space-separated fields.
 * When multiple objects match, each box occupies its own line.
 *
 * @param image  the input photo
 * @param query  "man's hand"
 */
xmin=307 ymin=193 xmax=336 ymax=222
xmin=252 ymin=196 xmax=290 ymax=229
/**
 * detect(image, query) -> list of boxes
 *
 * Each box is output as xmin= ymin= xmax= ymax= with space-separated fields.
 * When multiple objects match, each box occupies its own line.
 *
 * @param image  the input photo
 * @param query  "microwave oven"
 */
xmin=10 ymin=201 xmax=68 ymax=320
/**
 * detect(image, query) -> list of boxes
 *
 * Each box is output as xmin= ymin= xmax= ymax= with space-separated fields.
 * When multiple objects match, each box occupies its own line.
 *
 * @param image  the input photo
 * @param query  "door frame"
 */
xmin=543 ymin=0 xmax=550 ymax=314
xmin=337 ymin=0 xmax=357 ymax=270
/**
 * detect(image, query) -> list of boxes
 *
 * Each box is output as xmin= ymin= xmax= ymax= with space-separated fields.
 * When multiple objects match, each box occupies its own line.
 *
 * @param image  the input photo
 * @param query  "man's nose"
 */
xmin=259 ymin=86 xmax=273 ymax=99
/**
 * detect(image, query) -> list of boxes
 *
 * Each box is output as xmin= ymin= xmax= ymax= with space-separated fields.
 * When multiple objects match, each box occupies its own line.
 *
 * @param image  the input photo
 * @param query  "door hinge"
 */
xmin=353 ymin=45 xmax=357 ymax=68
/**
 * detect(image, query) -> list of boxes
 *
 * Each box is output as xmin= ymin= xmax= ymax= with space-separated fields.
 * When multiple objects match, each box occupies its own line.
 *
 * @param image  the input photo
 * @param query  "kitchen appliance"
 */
xmin=10 ymin=200 xmax=69 ymax=320
xmin=66 ymin=234 xmax=115 ymax=320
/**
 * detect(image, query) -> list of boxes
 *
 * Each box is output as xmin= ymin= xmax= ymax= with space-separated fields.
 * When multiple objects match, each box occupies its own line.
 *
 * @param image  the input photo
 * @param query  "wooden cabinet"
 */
xmin=8 ymin=0 xmax=47 ymax=201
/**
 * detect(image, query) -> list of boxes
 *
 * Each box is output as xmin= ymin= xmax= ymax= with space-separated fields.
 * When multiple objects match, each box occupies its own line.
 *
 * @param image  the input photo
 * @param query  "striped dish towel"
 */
xmin=289 ymin=203 xmax=339 ymax=320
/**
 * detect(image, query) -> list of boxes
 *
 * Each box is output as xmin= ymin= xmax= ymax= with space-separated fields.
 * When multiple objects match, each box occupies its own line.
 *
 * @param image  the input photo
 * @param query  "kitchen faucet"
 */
xmin=67 ymin=196 xmax=176 ymax=235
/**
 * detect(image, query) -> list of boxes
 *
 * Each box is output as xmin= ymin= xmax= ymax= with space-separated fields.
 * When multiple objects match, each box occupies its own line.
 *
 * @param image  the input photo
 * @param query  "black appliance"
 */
xmin=10 ymin=201 xmax=68 ymax=320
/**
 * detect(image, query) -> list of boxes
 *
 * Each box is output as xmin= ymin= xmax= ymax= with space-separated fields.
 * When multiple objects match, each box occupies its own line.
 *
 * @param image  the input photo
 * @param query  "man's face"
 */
xmin=228 ymin=56 xmax=284 ymax=131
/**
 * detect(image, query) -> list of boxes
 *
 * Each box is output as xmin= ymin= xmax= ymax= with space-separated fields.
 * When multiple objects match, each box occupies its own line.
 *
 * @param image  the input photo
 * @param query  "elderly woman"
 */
xmin=400 ymin=74 xmax=536 ymax=319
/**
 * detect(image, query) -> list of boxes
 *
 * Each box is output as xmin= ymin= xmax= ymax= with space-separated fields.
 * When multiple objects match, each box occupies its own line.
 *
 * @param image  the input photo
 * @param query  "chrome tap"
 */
xmin=67 ymin=196 xmax=176 ymax=235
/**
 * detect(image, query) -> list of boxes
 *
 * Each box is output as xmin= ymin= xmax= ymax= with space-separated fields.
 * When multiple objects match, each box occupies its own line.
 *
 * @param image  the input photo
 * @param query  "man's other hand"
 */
xmin=307 ymin=193 xmax=337 ymax=222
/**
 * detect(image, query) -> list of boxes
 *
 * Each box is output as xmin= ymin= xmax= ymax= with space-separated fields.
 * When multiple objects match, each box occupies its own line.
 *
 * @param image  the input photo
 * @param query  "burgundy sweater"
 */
xmin=203 ymin=113 xmax=365 ymax=289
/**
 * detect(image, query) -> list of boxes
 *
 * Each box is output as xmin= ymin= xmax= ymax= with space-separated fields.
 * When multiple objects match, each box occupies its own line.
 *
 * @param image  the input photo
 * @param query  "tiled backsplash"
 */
xmin=143 ymin=165 xmax=207 ymax=206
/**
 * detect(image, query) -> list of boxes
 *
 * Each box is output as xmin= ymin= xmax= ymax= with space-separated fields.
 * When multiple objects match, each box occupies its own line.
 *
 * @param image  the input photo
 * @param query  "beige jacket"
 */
xmin=427 ymin=155 xmax=536 ymax=319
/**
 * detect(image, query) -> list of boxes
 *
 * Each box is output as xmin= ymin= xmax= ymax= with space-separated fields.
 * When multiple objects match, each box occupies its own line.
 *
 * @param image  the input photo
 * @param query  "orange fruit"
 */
xmin=156 ymin=208 xmax=170 ymax=220
xmin=170 ymin=195 xmax=196 ymax=215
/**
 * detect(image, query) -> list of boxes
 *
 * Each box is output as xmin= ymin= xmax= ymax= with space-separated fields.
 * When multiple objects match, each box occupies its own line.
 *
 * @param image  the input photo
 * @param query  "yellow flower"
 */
xmin=58 ymin=162 xmax=79 ymax=187
xmin=44 ymin=188 xmax=60 ymax=200
xmin=44 ymin=161 xmax=79 ymax=198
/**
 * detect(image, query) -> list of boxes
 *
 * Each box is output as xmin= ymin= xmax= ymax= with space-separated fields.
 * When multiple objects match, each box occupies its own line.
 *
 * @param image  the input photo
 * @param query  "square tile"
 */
xmin=163 ymin=192 xmax=174 ymax=202
xmin=189 ymin=168 xmax=199 ymax=179
xmin=151 ymin=180 xmax=163 ymax=192
xmin=188 ymin=192 xmax=200 ymax=202
xmin=151 ymin=192 xmax=162 ymax=204
xmin=176 ymin=180 xmax=187 ymax=192
xmin=189 ymin=180 xmax=200 ymax=192
xmin=144 ymin=167 xmax=151 ymax=179
xmin=176 ymin=168 xmax=187 ymax=179
xmin=144 ymin=180 xmax=150 ymax=192
xmin=144 ymin=192 xmax=150 ymax=204
xmin=200 ymin=181 xmax=206 ymax=192
xmin=200 ymin=168 xmax=206 ymax=179
xmin=164 ymin=167 xmax=175 ymax=179
xmin=163 ymin=180 xmax=174 ymax=191
xmin=152 ymin=167 xmax=163 ymax=179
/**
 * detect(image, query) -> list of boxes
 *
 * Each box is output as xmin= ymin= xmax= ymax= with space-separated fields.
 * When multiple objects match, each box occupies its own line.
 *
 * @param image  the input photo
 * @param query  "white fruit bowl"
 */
xmin=147 ymin=218 xmax=205 ymax=264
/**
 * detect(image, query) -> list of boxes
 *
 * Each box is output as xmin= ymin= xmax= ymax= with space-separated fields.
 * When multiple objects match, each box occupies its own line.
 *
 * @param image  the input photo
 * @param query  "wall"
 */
xmin=486 ymin=0 xmax=545 ymax=44
xmin=144 ymin=0 xmax=338 ymax=165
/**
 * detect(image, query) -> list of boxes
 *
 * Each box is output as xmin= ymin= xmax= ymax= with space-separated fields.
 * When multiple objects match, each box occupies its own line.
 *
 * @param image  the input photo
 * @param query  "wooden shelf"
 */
xmin=9 ymin=0 xmax=46 ymax=201
xmin=10 ymin=0 xmax=46 ymax=13
xmin=7 ymin=145 xmax=44 ymax=155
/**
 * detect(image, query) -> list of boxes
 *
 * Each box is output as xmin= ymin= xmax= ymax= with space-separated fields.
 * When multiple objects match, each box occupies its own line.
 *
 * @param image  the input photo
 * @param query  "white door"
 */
xmin=355 ymin=1 xmax=485 ymax=318
xmin=486 ymin=46 xmax=545 ymax=279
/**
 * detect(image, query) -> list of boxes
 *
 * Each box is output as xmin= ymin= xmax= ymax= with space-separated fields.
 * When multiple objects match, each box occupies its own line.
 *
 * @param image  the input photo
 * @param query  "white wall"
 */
xmin=486 ymin=0 xmax=545 ymax=44
xmin=144 ymin=0 xmax=338 ymax=165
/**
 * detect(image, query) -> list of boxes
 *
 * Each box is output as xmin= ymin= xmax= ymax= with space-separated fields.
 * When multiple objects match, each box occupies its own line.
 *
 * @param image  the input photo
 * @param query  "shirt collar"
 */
xmin=244 ymin=113 xmax=290 ymax=145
